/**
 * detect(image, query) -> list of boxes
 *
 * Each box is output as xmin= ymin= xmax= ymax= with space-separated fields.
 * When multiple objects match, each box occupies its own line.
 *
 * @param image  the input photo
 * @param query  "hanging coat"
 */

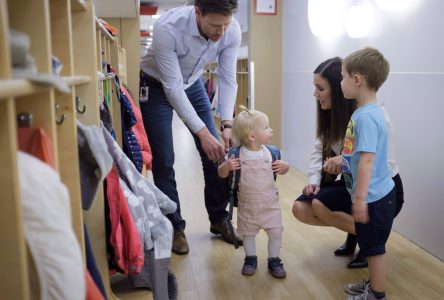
xmin=101 ymin=126 xmax=176 ymax=259
xmin=18 ymin=151 xmax=85 ymax=300
xmin=121 ymin=85 xmax=152 ymax=169
xmin=105 ymin=166 xmax=144 ymax=275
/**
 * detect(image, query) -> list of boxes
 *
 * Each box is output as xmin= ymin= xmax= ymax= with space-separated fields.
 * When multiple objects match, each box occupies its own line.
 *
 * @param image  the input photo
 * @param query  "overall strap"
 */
xmin=227 ymin=145 xmax=241 ymax=249
xmin=265 ymin=144 xmax=281 ymax=181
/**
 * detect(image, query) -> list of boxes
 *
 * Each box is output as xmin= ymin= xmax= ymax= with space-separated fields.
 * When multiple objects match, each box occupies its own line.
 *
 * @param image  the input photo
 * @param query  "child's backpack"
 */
xmin=226 ymin=144 xmax=281 ymax=249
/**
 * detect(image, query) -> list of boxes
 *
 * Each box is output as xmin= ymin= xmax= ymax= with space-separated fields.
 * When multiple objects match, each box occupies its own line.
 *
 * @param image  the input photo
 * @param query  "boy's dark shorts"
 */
xmin=355 ymin=187 xmax=396 ymax=257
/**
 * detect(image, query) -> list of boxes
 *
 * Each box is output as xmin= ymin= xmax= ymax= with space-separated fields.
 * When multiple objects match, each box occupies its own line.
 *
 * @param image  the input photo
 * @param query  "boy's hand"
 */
xmin=302 ymin=184 xmax=320 ymax=196
xmin=272 ymin=160 xmax=289 ymax=175
xmin=323 ymin=155 xmax=343 ymax=174
xmin=352 ymin=200 xmax=369 ymax=223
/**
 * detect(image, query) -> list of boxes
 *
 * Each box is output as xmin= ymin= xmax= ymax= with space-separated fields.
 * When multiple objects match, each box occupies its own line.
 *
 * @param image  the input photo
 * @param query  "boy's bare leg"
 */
xmin=311 ymin=199 xmax=356 ymax=234
xmin=292 ymin=200 xmax=328 ymax=226
xmin=368 ymin=254 xmax=385 ymax=292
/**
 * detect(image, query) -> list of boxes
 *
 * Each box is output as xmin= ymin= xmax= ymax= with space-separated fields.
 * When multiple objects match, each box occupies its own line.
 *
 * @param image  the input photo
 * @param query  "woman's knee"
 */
xmin=312 ymin=199 xmax=329 ymax=216
xmin=292 ymin=201 xmax=313 ymax=223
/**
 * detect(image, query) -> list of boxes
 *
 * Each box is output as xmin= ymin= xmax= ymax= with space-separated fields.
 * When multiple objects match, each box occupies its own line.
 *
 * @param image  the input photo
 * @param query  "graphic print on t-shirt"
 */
xmin=342 ymin=118 xmax=355 ymax=194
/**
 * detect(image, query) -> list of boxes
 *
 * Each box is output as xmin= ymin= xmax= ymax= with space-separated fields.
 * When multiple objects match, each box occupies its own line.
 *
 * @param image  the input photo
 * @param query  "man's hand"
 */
xmin=272 ymin=160 xmax=290 ymax=175
xmin=323 ymin=155 xmax=343 ymax=174
xmin=302 ymin=184 xmax=320 ymax=196
xmin=197 ymin=127 xmax=225 ymax=162
xmin=221 ymin=128 xmax=233 ymax=153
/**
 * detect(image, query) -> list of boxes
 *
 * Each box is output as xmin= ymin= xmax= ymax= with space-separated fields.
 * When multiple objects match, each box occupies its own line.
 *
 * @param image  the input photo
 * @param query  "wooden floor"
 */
xmin=112 ymin=115 xmax=444 ymax=300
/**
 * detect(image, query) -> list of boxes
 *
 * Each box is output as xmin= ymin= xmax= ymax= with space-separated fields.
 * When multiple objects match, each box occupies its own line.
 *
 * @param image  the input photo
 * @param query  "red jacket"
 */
xmin=18 ymin=127 xmax=55 ymax=168
xmin=106 ymin=166 xmax=144 ymax=275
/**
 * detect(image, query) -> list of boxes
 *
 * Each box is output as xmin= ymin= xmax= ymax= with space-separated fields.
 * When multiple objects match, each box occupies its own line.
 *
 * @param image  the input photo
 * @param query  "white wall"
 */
xmin=282 ymin=0 xmax=444 ymax=260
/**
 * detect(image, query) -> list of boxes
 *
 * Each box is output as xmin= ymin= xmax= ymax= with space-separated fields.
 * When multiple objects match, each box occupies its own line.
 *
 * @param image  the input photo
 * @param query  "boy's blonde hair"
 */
xmin=232 ymin=106 xmax=268 ymax=145
xmin=343 ymin=47 xmax=390 ymax=91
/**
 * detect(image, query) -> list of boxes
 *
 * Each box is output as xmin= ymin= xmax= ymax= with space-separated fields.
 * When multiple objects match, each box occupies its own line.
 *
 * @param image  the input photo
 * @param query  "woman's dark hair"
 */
xmin=194 ymin=0 xmax=238 ymax=16
xmin=314 ymin=57 xmax=357 ymax=151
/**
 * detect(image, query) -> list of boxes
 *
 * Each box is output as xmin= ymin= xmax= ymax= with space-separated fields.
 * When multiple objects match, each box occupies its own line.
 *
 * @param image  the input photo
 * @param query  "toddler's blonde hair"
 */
xmin=232 ymin=105 xmax=268 ymax=145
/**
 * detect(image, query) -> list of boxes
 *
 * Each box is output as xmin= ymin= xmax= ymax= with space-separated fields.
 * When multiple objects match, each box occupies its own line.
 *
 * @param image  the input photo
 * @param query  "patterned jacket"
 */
xmin=102 ymin=126 xmax=176 ymax=259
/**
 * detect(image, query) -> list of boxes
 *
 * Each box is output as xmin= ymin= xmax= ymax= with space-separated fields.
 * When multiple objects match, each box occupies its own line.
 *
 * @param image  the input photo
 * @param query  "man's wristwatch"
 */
xmin=220 ymin=124 xmax=232 ymax=131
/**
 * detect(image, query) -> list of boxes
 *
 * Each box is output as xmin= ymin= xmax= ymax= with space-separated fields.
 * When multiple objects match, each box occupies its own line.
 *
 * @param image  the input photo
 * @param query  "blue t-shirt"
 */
xmin=342 ymin=103 xmax=394 ymax=203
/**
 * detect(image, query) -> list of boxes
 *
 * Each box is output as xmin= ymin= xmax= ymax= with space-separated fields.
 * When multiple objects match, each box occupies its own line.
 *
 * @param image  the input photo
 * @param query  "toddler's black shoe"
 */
xmin=242 ymin=255 xmax=257 ymax=276
xmin=267 ymin=257 xmax=286 ymax=278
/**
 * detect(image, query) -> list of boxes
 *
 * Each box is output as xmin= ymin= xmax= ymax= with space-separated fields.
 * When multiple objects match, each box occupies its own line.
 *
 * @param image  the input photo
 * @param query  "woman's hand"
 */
xmin=272 ymin=160 xmax=290 ymax=175
xmin=323 ymin=155 xmax=343 ymax=174
xmin=302 ymin=184 xmax=320 ymax=196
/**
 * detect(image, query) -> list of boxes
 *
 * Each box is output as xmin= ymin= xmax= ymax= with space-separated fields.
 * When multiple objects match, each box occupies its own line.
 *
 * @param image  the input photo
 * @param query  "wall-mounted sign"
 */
xmin=254 ymin=0 xmax=277 ymax=15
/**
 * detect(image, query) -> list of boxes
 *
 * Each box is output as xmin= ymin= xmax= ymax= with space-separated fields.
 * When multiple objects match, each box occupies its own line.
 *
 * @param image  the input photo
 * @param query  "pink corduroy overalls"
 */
xmin=236 ymin=146 xmax=283 ymax=236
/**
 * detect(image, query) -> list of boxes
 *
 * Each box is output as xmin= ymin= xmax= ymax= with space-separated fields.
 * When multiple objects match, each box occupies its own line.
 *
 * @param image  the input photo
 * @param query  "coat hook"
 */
xmin=75 ymin=96 xmax=86 ymax=114
xmin=55 ymin=103 xmax=66 ymax=125
xmin=56 ymin=114 xmax=66 ymax=125
xmin=17 ymin=112 xmax=33 ymax=128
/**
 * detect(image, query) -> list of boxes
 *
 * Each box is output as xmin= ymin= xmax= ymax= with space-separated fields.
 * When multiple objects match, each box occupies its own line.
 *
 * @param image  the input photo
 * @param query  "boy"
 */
xmin=340 ymin=47 xmax=396 ymax=300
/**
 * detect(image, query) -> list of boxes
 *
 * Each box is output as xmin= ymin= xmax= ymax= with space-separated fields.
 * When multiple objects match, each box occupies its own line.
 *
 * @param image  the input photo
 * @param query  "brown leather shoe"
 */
xmin=210 ymin=220 xmax=243 ymax=245
xmin=172 ymin=229 xmax=189 ymax=255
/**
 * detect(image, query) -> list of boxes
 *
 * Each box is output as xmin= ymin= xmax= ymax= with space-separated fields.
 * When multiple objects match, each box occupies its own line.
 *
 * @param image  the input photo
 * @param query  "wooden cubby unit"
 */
xmin=0 ymin=0 xmax=132 ymax=298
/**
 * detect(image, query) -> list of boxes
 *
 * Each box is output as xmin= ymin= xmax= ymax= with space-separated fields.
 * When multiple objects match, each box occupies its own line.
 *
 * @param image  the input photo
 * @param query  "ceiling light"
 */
xmin=374 ymin=0 xmax=420 ymax=11
xmin=308 ymin=0 xmax=347 ymax=38
xmin=346 ymin=5 xmax=374 ymax=38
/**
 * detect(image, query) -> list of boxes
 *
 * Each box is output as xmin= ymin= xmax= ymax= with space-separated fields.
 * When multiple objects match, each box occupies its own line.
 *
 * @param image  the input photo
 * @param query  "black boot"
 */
xmin=334 ymin=234 xmax=357 ymax=256
xmin=347 ymin=249 xmax=368 ymax=269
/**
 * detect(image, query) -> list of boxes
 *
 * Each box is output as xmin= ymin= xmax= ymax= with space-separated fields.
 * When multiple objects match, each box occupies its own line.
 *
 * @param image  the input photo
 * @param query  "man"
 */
xmin=139 ymin=0 xmax=241 ymax=255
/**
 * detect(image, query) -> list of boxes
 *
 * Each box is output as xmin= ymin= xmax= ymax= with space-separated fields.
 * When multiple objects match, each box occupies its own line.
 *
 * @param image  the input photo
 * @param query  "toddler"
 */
xmin=218 ymin=107 xmax=289 ymax=278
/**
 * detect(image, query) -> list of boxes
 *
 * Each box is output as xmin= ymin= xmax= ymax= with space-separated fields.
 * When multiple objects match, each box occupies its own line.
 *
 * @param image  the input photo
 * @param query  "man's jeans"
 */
xmin=139 ymin=71 xmax=229 ymax=229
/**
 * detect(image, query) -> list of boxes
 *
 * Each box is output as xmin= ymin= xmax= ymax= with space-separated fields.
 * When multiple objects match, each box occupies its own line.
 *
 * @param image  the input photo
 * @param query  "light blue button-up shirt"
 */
xmin=140 ymin=6 xmax=241 ymax=133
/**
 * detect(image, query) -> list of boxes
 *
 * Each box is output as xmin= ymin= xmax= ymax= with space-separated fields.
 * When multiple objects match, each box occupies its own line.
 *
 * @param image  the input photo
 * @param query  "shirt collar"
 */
xmin=189 ymin=7 xmax=202 ymax=37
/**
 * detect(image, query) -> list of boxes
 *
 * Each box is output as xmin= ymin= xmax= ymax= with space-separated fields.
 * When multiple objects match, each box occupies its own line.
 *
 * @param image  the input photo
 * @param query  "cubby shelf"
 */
xmin=0 ymin=76 xmax=91 ymax=100
xmin=0 ymin=79 xmax=51 ymax=100
xmin=0 ymin=0 xmax=129 ymax=299
xmin=95 ymin=18 xmax=115 ymax=42
xmin=64 ymin=75 xmax=91 ymax=86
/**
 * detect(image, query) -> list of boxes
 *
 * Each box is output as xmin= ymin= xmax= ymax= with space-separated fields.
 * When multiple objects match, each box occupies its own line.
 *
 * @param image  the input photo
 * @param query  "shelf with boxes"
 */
xmin=205 ymin=58 xmax=249 ymax=133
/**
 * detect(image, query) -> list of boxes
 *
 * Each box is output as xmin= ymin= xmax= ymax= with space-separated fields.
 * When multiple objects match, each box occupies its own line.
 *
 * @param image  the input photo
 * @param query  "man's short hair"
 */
xmin=343 ymin=47 xmax=390 ymax=91
xmin=194 ymin=0 xmax=238 ymax=16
